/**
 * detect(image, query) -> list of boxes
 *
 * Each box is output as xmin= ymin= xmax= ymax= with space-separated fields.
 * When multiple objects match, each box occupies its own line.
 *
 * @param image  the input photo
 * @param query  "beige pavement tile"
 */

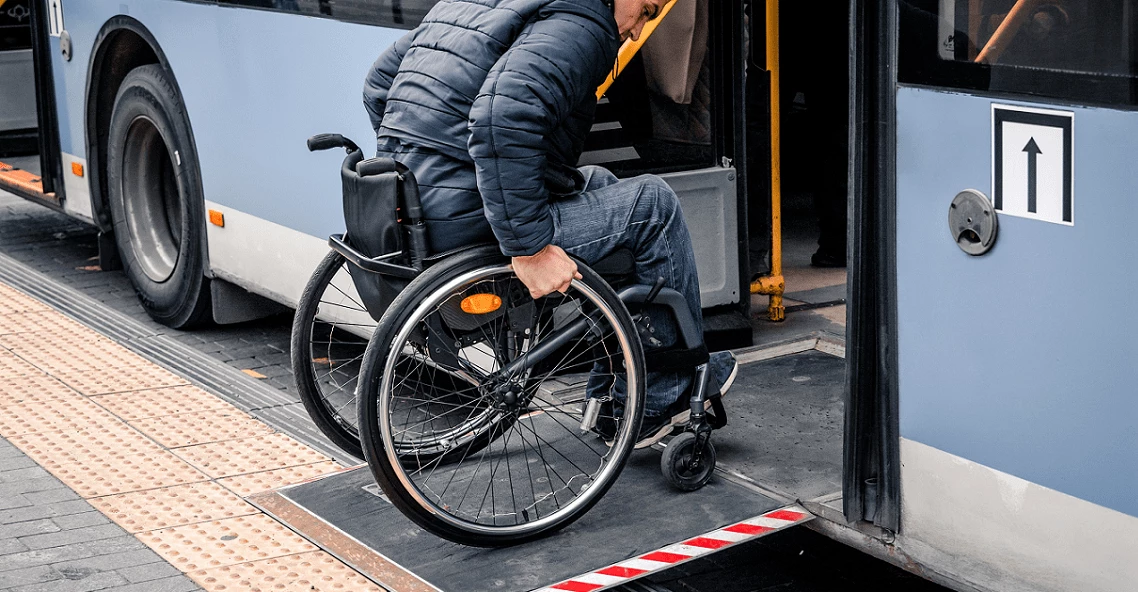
xmin=9 ymin=422 xmax=164 ymax=468
xmin=3 ymin=332 xmax=152 ymax=374
xmin=191 ymin=551 xmax=385 ymax=591
xmin=130 ymin=409 xmax=274 ymax=448
xmin=0 ymin=395 xmax=118 ymax=436
xmin=0 ymin=372 xmax=78 ymax=405
xmin=89 ymin=481 xmax=258 ymax=533
xmin=175 ymin=433 xmax=332 ymax=479
xmin=138 ymin=514 xmax=317 ymax=572
xmin=0 ymin=284 xmax=51 ymax=315
xmin=56 ymin=365 xmax=189 ymax=396
xmin=48 ymin=449 xmax=210 ymax=497
xmin=0 ymin=350 xmax=42 ymax=380
xmin=0 ymin=311 xmax=90 ymax=338
xmin=216 ymin=462 xmax=345 ymax=496
xmin=93 ymin=385 xmax=237 ymax=421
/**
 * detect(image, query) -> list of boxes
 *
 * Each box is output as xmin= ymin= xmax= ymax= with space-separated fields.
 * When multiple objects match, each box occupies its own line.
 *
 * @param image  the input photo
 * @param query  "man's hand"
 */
xmin=512 ymin=245 xmax=583 ymax=299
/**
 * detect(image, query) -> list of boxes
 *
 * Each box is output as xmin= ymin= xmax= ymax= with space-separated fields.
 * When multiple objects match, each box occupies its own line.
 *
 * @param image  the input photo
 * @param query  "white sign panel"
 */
xmin=47 ymin=0 xmax=64 ymax=37
xmin=992 ymin=104 xmax=1074 ymax=226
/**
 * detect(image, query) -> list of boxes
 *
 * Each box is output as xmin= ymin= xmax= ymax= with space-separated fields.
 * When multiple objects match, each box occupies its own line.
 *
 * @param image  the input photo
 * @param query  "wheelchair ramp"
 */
xmin=251 ymin=458 xmax=808 ymax=592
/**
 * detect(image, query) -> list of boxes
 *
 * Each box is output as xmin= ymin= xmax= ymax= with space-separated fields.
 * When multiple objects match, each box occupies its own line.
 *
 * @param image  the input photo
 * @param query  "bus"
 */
xmin=3 ymin=1 xmax=1135 ymax=591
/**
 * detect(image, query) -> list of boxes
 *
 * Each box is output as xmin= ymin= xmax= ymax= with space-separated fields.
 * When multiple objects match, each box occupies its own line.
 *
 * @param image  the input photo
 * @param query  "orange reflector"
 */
xmin=208 ymin=210 xmax=225 ymax=227
xmin=461 ymin=294 xmax=502 ymax=314
xmin=71 ymin=162 xmax=84 ymax=177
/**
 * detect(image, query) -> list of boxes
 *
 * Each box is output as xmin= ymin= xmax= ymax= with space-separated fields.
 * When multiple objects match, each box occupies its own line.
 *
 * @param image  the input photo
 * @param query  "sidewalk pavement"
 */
xmin=0 ymin=282 xmax=378 ymax=591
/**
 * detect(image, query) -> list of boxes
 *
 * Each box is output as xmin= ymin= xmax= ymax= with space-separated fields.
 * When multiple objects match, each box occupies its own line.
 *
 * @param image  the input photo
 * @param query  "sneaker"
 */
xmin=632 ymin=410 xmax=679 ymax=449
xmin=592 ymin=395 xmax=685 ymax=449
xmin=590 ymin=398 xmax=618 ymax=442
xmin=634 ymin=351 xmax=738 ymax=449
xmin=595 ymin=352 xmax=740 ymax=449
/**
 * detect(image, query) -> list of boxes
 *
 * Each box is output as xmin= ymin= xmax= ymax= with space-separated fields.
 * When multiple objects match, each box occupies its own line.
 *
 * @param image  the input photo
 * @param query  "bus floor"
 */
xmin=751 ymin=189 xmax=847 ymax=349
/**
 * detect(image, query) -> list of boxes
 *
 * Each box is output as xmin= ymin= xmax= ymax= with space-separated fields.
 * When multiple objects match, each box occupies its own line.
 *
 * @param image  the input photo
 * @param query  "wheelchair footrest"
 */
xmin=708 ymin=393 xmax=728 ymax=429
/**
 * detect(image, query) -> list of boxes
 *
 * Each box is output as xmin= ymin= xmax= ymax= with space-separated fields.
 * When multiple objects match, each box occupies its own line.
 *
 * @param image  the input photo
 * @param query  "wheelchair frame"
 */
xmin=295 ymin=133 xmax=728 ymax=544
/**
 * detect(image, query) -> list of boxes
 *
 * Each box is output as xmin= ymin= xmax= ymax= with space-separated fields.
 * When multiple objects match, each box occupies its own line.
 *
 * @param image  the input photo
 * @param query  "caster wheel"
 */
xmin=661 ymin=431 xmax=716 ymax=491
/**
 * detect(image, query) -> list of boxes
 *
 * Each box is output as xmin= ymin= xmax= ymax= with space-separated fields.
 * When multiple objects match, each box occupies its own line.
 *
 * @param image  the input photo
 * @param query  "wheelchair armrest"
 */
xmin=356 ymin=157 xmax=401 ymax=177
xmin=329 ymin=234 xmax=420 ymax=279
xmin=616 ymin=285 xmax=705 ymax=352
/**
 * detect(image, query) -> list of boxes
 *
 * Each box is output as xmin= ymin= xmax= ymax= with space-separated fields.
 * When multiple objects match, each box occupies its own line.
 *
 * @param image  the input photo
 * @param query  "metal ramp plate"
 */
xmin=253 ymin=457 xmax=809 ymax=592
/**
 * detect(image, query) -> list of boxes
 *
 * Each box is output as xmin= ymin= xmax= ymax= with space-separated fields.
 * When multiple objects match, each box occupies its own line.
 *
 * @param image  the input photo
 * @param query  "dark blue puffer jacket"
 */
xmin=363 ymin=0 xmax=619 ymax=256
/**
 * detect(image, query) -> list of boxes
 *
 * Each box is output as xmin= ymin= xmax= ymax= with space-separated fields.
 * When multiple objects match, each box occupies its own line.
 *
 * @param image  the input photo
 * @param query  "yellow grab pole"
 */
xmin=595 ymin=0 xmax=680 ymax=100
xmin=750 ymin=0 xmax=785 ymax=321
xmin=973 ymin=0 xmax=1043 ymax=64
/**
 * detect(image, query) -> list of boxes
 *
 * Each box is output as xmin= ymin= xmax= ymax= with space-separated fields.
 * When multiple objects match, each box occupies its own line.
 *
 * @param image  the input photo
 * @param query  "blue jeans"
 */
xmin=549 ymin=166 xmax=701 ymax=417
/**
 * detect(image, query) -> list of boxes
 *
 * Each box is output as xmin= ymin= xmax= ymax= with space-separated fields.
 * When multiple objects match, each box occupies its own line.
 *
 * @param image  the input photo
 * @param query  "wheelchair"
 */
xmin=292 ymin=134 xmax=728 ymax=546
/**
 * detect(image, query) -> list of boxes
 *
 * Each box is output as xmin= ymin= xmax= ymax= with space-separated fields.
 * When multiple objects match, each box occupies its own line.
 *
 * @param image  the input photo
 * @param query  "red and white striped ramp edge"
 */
xmin=533 ymin=504 xmax=812 ymax=592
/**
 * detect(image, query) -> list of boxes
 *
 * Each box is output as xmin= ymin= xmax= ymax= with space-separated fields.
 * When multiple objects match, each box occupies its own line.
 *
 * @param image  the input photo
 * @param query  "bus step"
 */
xmin=0 ymin=161 xmax=58 ymax=205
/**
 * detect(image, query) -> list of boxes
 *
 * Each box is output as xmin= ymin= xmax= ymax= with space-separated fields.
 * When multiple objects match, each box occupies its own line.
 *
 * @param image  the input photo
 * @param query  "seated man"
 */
xmin=363 ymin=0 xmax=736 ymax=447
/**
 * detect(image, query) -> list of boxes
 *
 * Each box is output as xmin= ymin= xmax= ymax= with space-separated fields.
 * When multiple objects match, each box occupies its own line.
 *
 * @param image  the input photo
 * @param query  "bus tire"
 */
xmin=106 ymin=64 xmax=211 ymax=329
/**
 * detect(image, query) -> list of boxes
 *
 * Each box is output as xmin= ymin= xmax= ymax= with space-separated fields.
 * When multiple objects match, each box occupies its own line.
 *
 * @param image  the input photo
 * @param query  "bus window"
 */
xmin=0 ymin=0 xmax=32 ymax=51
xmin=216 ymin=0 xmax=440 ymax=29
xmin=900 ymin=0 xmax=1138 ymax=107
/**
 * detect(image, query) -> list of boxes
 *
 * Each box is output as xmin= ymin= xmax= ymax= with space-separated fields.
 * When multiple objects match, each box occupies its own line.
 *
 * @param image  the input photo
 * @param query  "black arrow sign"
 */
xmin=1023 ymin=137 xmax=1042 ymax=213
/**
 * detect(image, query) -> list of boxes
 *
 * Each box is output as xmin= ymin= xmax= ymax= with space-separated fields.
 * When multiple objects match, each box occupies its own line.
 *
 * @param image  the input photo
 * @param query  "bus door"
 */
xmin=0 ymin=0 xmax=37 ymax=157
xmin=243 ymin=3 xmax=854 ymax=591
xmin=871 ymin=1 xmax=1138 ymax=589
xmin=0 ymin=0 xmax=64 ymax=209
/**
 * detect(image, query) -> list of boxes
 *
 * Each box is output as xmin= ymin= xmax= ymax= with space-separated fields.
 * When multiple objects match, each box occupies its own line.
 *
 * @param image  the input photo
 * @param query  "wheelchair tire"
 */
xmin=292 ymin=250 xmax=374 ymax=459
xmin=661 ymin=431 xmax=716 ymax=491
xmin=358 ymin=247 xmax=646 ymax=546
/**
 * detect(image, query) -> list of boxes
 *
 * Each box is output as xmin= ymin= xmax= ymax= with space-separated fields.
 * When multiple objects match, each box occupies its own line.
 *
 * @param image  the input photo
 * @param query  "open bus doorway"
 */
xmin=748 ymin=0 xmax=851 ymax=348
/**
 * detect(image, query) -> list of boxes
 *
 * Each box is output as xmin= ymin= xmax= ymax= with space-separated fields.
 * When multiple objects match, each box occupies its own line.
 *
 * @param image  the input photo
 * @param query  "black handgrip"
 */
xmin=307 ymin=133 xmax=360 ymax=153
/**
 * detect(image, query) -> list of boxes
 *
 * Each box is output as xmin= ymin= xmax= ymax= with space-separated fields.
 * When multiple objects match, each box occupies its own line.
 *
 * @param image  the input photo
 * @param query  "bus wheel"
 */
xmin=106 ymin=64 xmax=211 ymax=329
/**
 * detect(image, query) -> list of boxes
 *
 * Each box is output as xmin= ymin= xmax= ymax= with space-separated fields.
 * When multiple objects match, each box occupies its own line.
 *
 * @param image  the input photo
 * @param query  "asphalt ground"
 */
xmin=0 ymin=180 xmax=952 ymax=592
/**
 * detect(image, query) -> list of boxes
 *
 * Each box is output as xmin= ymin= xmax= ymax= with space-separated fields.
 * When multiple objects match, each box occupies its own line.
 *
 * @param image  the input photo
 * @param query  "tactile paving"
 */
xmin=0 ymin=372 xmax=78 ymax=405
xmin=48 ymin=450 xmax=210 ymax=498
xmin=138 ymin=514 xmax=318 ymax=572
xmin=216 ymin=462 xmax=345 ymax=497
xmin=89 ymin=481 xmax=258 ymax=533
xmin=0 ymin=311 xmax=90 ymax=338
xmin=93 ymin=385 xmax=237 ymax=421
xmin=3 ymin=332 xmax=152 ymax=374
xmin=191 ymin=551 xmax=385 ymax=592
xmin=56 ymin=364 xmax=189 ymax=396
xmin=0 ymin=351 xmax=41 ymax=380
xmin=130 ymin=409 xmax=274 ymax=448
xmin=9 ymin=422 xmax=164 ymax=468
xmin=175 ymin=433 xmax=332 ymax=479
xmin=0 ymin=395 xmax=118 ymax=436
xmin=0 ymin=284 xmax=50 ymax=315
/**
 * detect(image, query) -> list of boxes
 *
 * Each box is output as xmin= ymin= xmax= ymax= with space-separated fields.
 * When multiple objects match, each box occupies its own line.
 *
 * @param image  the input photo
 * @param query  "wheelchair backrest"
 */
xmin=340 ymin=151 xmax=417 ymax=320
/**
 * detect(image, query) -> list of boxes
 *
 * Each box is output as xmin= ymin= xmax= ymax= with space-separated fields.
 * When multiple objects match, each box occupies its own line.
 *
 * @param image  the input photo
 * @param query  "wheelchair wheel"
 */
xmin=358 ymin=248 xmax=646 ymax=546
xmin=292 ymin=250 xmax=375 ymax=459
xmin=660 ymin=431 xmax=716 ymax=491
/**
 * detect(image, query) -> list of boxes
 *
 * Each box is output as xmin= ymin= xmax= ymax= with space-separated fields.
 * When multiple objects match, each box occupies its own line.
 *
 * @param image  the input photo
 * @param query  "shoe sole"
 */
xmin=633 ymin=421 xmax=675 ymax=449
xmin=615 ymin=357 xmax=741 ymax=451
